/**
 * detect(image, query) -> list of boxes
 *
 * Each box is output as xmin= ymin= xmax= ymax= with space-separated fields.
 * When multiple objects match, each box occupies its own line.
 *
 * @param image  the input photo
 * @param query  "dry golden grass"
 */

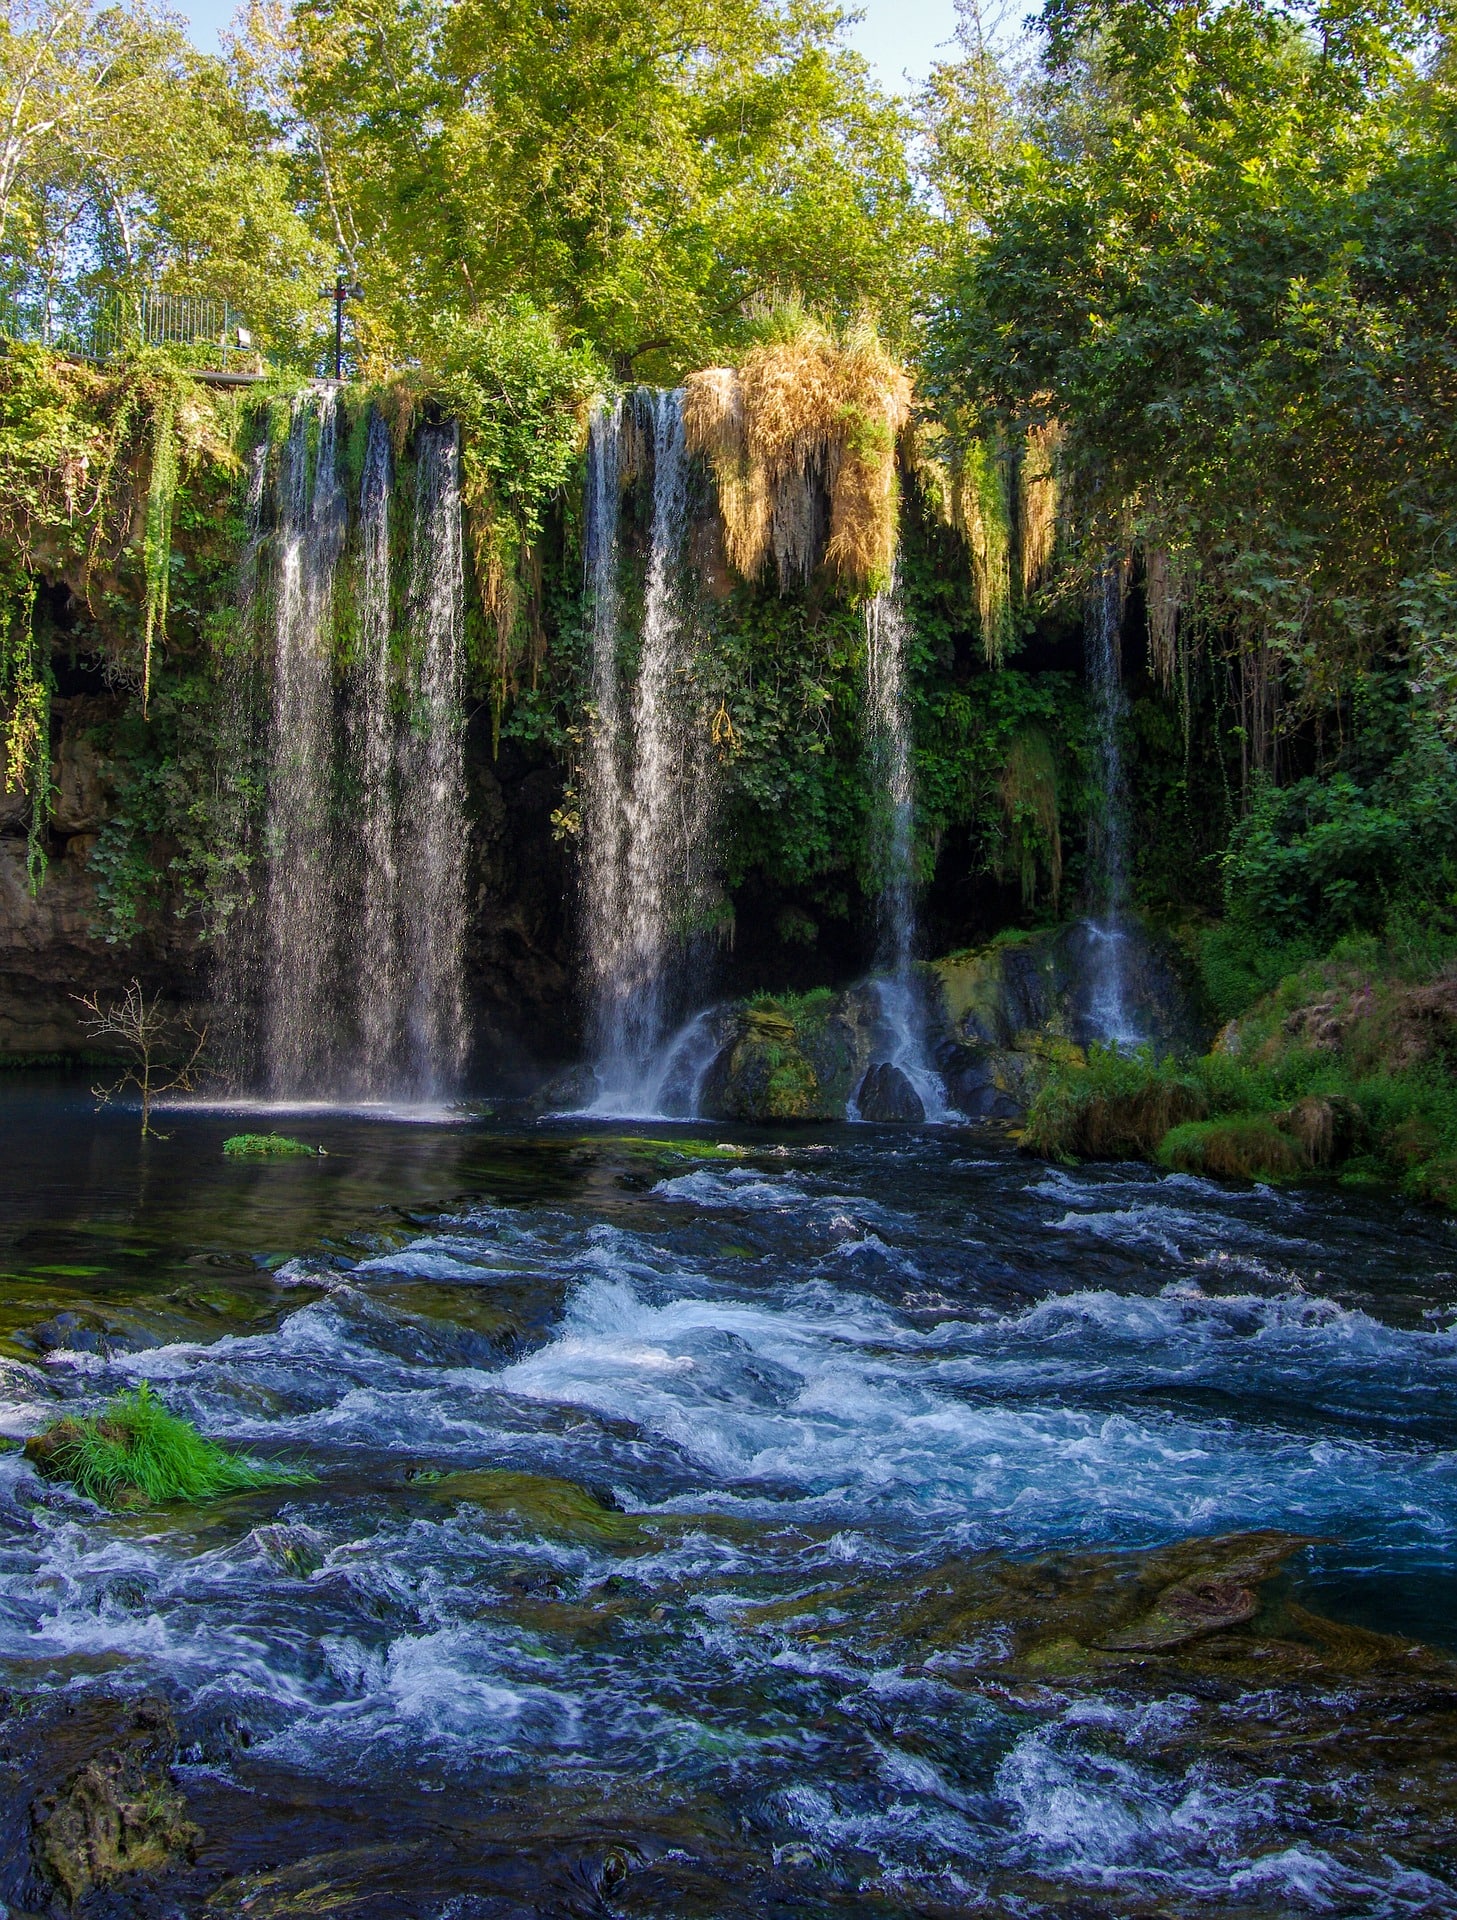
xmin=683 ymin=321 xmax=911 ymax=591
xmin=1145 ymin=546 xmax=1184 ymax=690
xmin=1019 ymin=421 xmax=1060 ymax=595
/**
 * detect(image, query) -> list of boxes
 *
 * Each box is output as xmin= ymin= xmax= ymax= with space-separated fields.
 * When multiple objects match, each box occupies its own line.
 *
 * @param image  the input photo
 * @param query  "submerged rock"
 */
xmin=854 ymin=1062 xmax=924 ymax=1123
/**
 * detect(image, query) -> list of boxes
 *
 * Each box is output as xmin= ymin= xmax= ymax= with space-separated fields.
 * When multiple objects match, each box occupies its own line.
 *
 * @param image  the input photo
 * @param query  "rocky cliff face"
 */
xmin=0 ymin=695 xmax=203 ymax=1059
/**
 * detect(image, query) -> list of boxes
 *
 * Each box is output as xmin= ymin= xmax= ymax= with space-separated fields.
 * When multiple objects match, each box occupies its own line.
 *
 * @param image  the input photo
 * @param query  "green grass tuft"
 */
xmin=23 ymin=1383 xmax=314 ymax=1507
xmin=223 ymin=1133 xmax=318 ymax=1159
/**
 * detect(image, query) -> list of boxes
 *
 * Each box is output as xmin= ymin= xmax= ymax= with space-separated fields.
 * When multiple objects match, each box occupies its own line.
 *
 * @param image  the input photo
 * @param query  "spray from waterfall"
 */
xmin=1083 ymin=558 xmax=1143 ymax=1048
xmin=858 ymin=569 xmax=956 ymax=1123
xmin=261 ymin=390 xmax=346 ymax=1095
xmin=580 ymin=390 xmax=715 ymax=1114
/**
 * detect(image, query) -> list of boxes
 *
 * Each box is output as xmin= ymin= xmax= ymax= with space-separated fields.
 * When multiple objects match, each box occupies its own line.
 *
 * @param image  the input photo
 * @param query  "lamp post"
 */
xmin=319 ymin=269 xmax=363 ymax=381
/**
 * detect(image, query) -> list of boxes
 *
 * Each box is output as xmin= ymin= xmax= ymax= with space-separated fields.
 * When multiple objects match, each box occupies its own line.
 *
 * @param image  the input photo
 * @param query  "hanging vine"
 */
xmin=141 ymin=385 xmax=178 ymax=718
xmin=1 ymin=563 xmax=50 ymax=889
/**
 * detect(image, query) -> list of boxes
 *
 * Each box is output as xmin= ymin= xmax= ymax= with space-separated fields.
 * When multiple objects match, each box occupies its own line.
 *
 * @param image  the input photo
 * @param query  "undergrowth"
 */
xmin=23 ymin=1382 xmax=314 ymax=1507
xmin=1026 ymin=936 xmax=1457 ymax=1205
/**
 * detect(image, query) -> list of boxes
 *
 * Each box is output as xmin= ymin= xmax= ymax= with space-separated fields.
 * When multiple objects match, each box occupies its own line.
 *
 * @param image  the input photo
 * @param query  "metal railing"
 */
xmin=0 ymin=290 xmax=258 ymax=369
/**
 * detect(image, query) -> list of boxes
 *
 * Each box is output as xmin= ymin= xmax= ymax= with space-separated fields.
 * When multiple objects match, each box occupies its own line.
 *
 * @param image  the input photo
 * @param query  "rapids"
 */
xmin=1 ymin=1077 xmax=1454 ymax=1915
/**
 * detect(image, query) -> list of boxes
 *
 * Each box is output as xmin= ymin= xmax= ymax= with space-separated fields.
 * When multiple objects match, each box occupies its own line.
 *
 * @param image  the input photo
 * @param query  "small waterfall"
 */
xmin=261 ymin=391 xmax=347 ymax=1095
xmin=857 ymin=570 xmax=955 ymax=1124
xmin=1083 ymin=558 xmax=1143 ymax=1048
xmin=354 ymin=408 xmax=401 ymax=1081
xmin=580 ymin=398 xmax=631 ymax=1081
xmin=397 ymin=422 xmax=470 ymax=1095
xmin=581 ymin=390 xmax=714 ymax=1114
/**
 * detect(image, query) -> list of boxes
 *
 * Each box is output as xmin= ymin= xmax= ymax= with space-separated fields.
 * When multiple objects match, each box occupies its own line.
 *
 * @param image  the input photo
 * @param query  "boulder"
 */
xmin=854 ymin=1062 xmax=925 ymax=1123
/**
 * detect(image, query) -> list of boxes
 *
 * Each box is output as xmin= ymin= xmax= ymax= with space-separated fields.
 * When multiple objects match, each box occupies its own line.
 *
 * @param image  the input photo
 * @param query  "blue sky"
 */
xmin=173 ymin=0 xmax=963 ymax=92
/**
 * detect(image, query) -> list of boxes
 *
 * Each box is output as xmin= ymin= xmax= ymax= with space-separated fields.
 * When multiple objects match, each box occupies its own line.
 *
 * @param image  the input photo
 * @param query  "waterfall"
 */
xmin=1083 ymin=558 xmax=1143 ymax=1048
xmin=581 ymin=390 xmax=714 ymax=1115
xmin=857 ymin=569 xmax=956 ymax=1124
xmin=261 ymin=391 xmax=346 ymax=1095
xmin=210 ymin=435 xmax=270 ymax=1083
xmin=397 ymin=422 xmax=470 ymax=1095
xmin=221 ymin=394 xmax=471 ymax=1105
xmin=354 ymin=407 xmax=401 ymax=1082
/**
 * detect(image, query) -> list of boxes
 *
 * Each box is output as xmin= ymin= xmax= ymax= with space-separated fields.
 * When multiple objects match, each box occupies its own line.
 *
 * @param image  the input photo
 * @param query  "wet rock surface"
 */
xmin=854 ymin=1061 xmax=924 ymax=1122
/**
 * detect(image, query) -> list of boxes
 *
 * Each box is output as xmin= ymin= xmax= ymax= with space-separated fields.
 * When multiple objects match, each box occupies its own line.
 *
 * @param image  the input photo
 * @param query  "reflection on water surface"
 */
xmin=1 ymin=1073 xmax=1455 ymax=1915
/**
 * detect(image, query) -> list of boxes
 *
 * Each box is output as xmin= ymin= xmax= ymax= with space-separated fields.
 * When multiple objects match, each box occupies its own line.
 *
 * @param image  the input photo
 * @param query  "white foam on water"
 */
xmin=653 ymin=1168 xmax=816 ymax=1210
xmin=492 ymin=1272 xmax=1457 ymax=1551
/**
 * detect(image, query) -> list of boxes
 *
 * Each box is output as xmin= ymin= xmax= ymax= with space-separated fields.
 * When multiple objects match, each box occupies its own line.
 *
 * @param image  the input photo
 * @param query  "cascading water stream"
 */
xmin=397 ymin=423 xmax=470 ymax=1096
xmin=858 ymin=570 xmax=956 ymax=1123
xmin=581 ymin=390 xmax=714 ymax=1115
xmin=1083 ymin=558 xmax=1144 ymax=1048
xmin=261 ymin=390 xmax=347 ymax=1096
xmin=354 ymin=407 xmax=401 ymax=1083
xmin=228 ymin=394 xmax=471 ymax=1105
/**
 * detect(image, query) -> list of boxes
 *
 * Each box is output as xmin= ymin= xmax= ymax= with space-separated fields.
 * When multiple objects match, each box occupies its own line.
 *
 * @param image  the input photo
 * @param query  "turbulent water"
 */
xmin=581 ymin=392 xmax=716 ymax=1116
xmin=2 ymin=1078 xmax=1454 ymax=1915
xmin=860 ymin=574 xmax=955 ymax=1122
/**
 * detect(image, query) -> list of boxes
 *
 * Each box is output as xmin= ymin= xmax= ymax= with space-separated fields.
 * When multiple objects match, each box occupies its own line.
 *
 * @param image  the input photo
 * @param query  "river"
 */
xmin=1 ymin=1076 xmax=1454 ymax=1915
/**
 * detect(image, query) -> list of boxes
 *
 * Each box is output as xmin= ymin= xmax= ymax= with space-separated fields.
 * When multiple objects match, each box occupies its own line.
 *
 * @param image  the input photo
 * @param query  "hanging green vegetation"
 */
xmin=916 ymin=426 xmax=1015 ymax=661
xmin=141 ymin=385 xmax=179 ymax=720
xmin=0 ymin=561 xmax=49 ymax=889
xmin=418 ymin=306 xmax=603 ymax=748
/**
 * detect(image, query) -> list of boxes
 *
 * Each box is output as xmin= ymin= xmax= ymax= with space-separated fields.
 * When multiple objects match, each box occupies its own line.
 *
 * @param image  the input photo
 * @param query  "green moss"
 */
xmin=223 ymin=1132 xmax=318 ymax=1158
xmin=23 ymin=1383 xmax=314 ymax=1507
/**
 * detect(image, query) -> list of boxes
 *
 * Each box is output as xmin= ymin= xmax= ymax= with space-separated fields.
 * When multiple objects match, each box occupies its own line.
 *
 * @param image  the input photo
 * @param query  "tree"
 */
xmin=237 ymin=0 xmax=925 ymax=376
xmin=2 ymin=0 xmax=321 ymax=355
xmin=73 ymin=978 xmax=206 ymax=1136
xmin=926 ymin=0 xmax=1457 ymax=755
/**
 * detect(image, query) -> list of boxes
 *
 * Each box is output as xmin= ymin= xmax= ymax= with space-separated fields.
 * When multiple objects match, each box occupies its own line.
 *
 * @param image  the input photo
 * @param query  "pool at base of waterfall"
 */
xmin=1 ymin=1074 xmax=1455 ymax=1918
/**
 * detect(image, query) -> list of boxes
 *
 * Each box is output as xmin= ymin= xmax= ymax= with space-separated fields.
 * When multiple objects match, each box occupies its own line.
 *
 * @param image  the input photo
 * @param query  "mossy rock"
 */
xmin=32 ymin=1697 xmax=200 ymax=1904
xmin=223 ymin=1132 xmax=318 ymax=1159
xmin=423 ymin=1469 xmax=647 ymax=1546
xmin=24 ymin=1383 xmax=313 ymax=1508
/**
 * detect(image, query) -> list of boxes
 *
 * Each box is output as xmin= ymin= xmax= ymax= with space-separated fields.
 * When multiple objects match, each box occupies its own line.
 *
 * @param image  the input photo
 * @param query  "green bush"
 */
xmin=223 ymin=1133 xmax=317 ymax=1158
xmin=23 ymin=1383 xmax=313 ymax=1507
xmin=1023 ymin=1044 xmax=1207 ymax=1162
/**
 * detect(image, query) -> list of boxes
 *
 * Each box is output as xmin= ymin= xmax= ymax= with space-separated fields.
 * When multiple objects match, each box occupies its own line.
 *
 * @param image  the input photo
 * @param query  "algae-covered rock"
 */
xmin=699 ymin=991 xmax=875 ymax=1122
xmin=424 ymin=1469 xmax=645 ymax=1545
xmin=24 ymin=1383 xmax=313 ymax=1508
xmin=31 ymin=1696 xmax=199 ymax=1905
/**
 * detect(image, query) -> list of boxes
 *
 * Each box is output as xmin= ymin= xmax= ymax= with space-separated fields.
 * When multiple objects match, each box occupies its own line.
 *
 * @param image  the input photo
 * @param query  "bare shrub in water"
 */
xmin=72 ymin=978 xmax=206 ymax=1138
